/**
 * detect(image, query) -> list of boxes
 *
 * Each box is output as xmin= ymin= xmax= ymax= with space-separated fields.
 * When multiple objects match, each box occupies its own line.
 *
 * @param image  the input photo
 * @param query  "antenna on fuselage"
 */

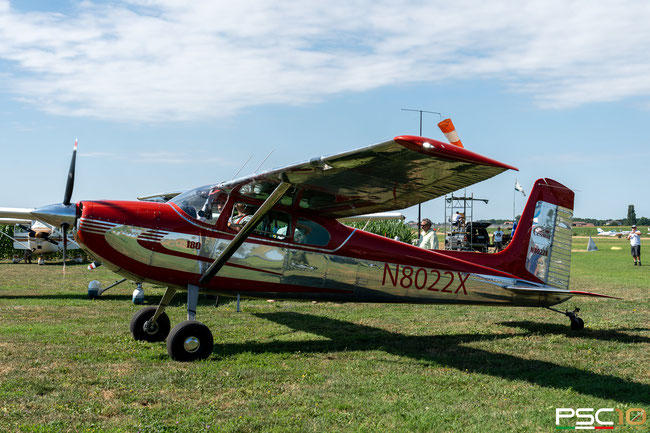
xmin=230 ymin=154 xmax=254 ymax=181
xmin=253 ymin=149 xmax=275 ymax=174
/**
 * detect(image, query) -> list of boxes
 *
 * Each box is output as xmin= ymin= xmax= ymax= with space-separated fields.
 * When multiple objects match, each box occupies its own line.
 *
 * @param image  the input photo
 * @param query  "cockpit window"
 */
xmin=227 ymin=202 xmax=290 ymax=240
xmin=170 ymin=184 xmax=225 ymax=224
xmin=239 ymin=181 xmax=296 ymax=207
xmin=294 ymin=218 xmax=330 ymax=246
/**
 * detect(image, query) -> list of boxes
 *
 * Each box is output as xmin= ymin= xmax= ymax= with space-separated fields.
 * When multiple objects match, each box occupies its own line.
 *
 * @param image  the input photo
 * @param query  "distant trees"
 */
xmin=0 ymin=225 xmax=15 ymax=259
xmin=626 ymin=205 xmax=637 ymax=226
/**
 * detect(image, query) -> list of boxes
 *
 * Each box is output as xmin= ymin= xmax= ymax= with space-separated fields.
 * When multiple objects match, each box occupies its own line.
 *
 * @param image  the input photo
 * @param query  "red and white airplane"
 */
xmin=0 ymin=136 xmax=617 ymax=361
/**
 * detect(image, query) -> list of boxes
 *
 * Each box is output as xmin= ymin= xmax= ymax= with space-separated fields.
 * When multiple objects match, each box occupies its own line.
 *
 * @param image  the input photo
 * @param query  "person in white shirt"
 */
xmin=493 ymin=226 xmax=504 ymax=252
xmin=452 ymin=212 xmax=461 ymax=228
xmin=417 ymin=218 xmax=438 ymax=250
xmin=626 ymin=224 xmax=642 ymax=266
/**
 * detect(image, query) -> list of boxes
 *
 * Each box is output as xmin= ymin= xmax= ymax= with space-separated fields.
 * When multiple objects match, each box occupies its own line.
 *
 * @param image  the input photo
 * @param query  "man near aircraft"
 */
xmin=417 ymin=218 xmax=438 ymax=250
xmin=493 ymin=226 xmax=504 ymax=252
xmin=627 ymin=224 xmax=642 ymax=266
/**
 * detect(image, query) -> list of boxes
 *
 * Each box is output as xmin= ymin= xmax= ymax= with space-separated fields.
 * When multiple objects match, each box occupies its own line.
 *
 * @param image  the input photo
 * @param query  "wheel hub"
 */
xmin=184 ymin=336 xmax=200 ymax=353
xmin=144 ymin=320 xmax=158 ymax=334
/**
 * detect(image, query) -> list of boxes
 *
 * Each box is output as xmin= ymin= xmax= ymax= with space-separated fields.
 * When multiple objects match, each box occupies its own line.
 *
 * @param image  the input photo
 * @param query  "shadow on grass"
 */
xmin=0 ymin=293 xmax=225 ymax=307
xmin=214 ymin=311 xmax=649 ymax=405
xmin=500 ymin=321 xmax=650 ymax=344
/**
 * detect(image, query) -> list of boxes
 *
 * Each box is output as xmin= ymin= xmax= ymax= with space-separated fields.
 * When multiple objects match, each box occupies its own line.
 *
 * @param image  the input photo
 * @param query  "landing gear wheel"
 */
xmin=130 ymin=307 xmax=171 ymax=342
xmin=167 ymin=320 xmax=213 ymax=362
xmin=570 ymin=317 xmax=584 ymax=331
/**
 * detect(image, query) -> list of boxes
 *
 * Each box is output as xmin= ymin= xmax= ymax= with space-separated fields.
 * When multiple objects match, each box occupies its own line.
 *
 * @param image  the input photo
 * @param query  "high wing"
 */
xmin=217 ymin=136 xmax=517 ymax=218
xmin=0 ymin=208 xmax=35 ymax=220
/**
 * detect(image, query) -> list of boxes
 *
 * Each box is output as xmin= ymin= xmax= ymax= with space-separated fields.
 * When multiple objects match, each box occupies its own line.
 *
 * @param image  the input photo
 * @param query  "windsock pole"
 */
xmin=437 ymin=118 xmax=464 ymax=148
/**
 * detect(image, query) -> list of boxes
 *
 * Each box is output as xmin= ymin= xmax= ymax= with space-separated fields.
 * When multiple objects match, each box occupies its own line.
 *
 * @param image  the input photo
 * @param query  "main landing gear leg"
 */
xmin=130 ymin=287 xmax=176 ymax=342
xmin=546 ymin=306 xmax=585 ymax=331
xmin=166 ymin=284 xmax=214 ymax=362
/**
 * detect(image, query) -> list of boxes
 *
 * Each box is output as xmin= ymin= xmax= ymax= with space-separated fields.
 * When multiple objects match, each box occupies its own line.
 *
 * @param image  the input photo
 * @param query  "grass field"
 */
xmin=0 ymin=237 xmax=648 ymax=432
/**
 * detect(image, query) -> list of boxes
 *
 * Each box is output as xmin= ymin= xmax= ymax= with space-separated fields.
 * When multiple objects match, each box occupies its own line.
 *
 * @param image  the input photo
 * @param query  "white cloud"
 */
xmin=1 ymin=0 xmax=650 ymax=122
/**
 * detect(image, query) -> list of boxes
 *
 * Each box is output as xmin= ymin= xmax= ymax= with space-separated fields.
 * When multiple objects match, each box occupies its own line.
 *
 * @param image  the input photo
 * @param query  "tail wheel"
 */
xmin=130 ymin=307 xmax=171 ymax=342
xmin=167 ymin=320 xmax=213 ymax=362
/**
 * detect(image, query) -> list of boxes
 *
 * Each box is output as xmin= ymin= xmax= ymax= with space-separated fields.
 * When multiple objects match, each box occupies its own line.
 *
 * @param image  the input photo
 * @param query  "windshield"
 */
xmin=170 ymin=184 xmax=224 ymax=221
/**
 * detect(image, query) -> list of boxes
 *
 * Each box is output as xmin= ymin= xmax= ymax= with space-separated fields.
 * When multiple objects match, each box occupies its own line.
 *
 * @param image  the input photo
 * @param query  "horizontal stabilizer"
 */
xmin=505 ymin=285 xmax=620 ymax=299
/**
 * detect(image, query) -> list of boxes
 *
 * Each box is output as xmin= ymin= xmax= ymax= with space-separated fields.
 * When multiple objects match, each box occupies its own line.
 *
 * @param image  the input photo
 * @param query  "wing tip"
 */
xmin=394 ymin=135 xmax=518 ymax=171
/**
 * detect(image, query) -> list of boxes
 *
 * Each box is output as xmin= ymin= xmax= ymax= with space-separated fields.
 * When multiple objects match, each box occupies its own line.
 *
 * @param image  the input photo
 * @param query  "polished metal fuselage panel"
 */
xmin=79 ymin=218 xmax=569 ymax=308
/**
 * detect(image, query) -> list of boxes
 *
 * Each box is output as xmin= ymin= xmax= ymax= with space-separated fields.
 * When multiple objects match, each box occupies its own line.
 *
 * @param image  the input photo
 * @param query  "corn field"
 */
xmin=344 ymin=219 xmax=416 ymax=244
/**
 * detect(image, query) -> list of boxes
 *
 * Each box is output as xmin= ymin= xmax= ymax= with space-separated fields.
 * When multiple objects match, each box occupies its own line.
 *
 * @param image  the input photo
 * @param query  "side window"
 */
xmin=255 ymin=210 xmax=290 ymax=240
xmin=227 ymin=203 xmax=290 ymax=241
xmin=294 ymin=218 xmax=330 ymax=246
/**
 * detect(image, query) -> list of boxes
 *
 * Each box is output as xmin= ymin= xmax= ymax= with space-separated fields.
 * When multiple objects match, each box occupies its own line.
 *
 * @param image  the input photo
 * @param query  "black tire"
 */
xmin=570 ymin=317 xmax=584 ymax=331
xmin=130 ymin=307 xmax=171 ymax=342
xmin=167 ymin=320 xmax=213 ymax=362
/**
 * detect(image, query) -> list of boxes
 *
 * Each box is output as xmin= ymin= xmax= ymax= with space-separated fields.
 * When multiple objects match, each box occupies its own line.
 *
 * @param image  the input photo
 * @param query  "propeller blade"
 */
xmin=62 ymin=223 xmax=68 ymax=274
xmin=18 ymin=224 xmax=36 ymax=237
xmin=41 ymin=232 xmax=59 ymax=246
xmin=63 ymin=139 xmax=77 ymax=206
xmin=18 ymin=224 xmax=60 ymax=246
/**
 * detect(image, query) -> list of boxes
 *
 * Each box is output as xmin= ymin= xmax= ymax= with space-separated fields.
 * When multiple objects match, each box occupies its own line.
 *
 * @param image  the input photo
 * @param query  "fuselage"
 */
xmin=74 ymin=193 xmax=570 ymax=308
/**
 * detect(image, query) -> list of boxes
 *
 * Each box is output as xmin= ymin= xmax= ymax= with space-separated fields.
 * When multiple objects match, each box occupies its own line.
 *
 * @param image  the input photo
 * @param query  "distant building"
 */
xmin=572 ymin=221 xmax=595 ymax=227
xmin=605 ymin=220 xmax=623 ymax=226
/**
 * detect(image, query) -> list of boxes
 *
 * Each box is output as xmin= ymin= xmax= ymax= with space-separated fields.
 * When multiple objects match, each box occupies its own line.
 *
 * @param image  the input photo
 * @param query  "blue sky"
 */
xmin=1 ymin=0 xmax=649 ymax=224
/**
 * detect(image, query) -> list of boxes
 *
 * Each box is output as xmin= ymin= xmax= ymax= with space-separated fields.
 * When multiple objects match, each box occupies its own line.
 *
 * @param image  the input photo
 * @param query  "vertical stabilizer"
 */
xmin=471 ymin=179 xmax=575 ymax=288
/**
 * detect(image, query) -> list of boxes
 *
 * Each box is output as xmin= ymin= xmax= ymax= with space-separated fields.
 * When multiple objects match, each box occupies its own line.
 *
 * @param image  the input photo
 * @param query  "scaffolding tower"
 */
xmin=444 ymin=191 xmax=489 ymax=250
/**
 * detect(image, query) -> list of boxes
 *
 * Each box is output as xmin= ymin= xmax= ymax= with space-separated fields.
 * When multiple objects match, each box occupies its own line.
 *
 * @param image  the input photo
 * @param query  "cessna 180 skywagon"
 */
xmin=0 ymin=136 xmax=617 ymax=361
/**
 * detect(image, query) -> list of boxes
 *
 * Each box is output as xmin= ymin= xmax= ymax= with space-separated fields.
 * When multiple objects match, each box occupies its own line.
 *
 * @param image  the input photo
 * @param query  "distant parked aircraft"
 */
xmin=596 ymin=228 xmax=630 ymax=238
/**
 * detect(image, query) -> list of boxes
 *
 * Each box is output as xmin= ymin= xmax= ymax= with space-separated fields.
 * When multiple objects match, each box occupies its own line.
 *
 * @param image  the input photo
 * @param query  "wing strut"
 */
xmin=198 ymin=181 xmax=292 ymax=286
xmin=0 ymin=229 xmax=30 ymax=250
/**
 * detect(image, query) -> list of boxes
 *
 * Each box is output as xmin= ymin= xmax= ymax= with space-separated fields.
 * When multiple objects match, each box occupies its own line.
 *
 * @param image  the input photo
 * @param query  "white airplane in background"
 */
xmin=0 ymin=216 xmax=81 ymax=264
xmin=596 ymin=228 xmax=630 ymax=238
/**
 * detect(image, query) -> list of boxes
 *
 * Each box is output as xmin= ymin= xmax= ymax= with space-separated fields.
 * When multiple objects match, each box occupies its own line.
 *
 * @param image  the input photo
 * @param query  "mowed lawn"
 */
xmin=0 ymin=237 xmax=648 ymax=432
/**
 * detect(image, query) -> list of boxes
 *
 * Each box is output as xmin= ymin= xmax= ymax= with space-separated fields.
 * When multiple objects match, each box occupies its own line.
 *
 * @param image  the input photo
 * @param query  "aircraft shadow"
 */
xmin=0 ymin=292 xmax=225 ymax=306
xmin=213 ymin=312 xmax=649 ymax=405
xmin=499 ymin=321 xmax=650 ymax=344
xmin=0 ymin=293 xmax=133 ymax=301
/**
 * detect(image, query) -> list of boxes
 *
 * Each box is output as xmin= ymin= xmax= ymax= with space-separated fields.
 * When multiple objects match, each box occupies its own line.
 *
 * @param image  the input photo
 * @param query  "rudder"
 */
xmin=499 ymin=178 xmax=574 ymax=288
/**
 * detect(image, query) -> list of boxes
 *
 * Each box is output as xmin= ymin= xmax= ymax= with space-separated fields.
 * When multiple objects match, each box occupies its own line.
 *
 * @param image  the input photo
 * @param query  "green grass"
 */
xmin=0 ymin=240 xmax=648 ymax=432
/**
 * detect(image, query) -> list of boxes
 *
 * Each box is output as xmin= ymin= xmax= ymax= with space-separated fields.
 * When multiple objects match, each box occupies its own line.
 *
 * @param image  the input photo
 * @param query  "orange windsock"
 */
xmin=437 ymin=118 xmax=464 ymax=148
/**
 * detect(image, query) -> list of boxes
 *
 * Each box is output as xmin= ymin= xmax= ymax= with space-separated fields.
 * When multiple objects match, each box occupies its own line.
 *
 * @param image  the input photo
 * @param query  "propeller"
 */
xmin=63 ymin=139 xmax=77 ymax=206
xmin=61 ymin=138 xmax=77 ymax=274
xmin=18 ymin=224 xmax=59 ymax=246
xmin=29 ymin=139 xmax=79 ymax=274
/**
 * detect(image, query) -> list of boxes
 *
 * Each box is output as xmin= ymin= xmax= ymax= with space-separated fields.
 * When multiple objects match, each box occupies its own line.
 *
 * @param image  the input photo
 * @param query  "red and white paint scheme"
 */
xmin=0 ymin=136 xmax=617 ymax=361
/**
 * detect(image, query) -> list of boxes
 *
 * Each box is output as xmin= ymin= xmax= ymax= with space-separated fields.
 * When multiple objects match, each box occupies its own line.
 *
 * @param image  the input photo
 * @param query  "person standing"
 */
xmin=493 ymin=226 xmax=504 ymax=252
xmin=627 ymin=224 xmax=641 ymax=266
xmin=417 ymin=218 xmax=438 ymax=250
